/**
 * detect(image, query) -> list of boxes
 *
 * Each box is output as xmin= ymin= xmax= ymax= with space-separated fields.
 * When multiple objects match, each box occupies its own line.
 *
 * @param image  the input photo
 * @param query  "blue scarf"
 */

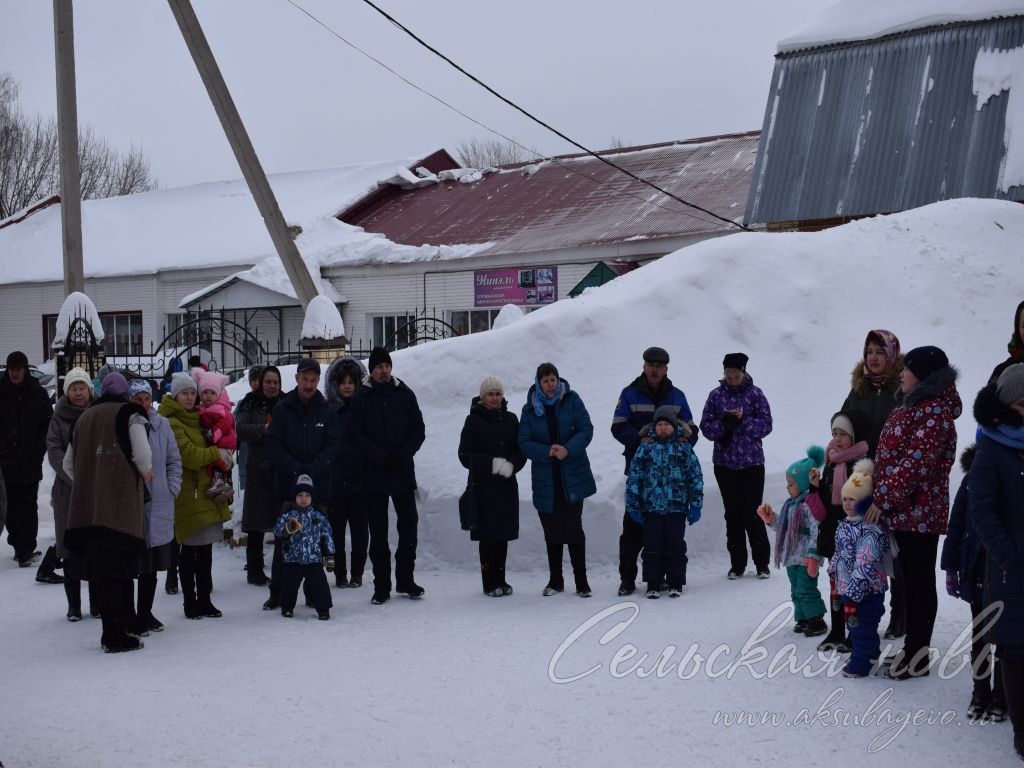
xmin=532 ymin=378 xmax=567 ymax=417
xmin=979 ymin=424 xmax=1024 ymax=450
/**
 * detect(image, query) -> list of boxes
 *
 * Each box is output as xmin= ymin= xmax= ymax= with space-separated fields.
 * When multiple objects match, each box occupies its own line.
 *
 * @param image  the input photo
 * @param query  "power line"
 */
xmin=282 ymin=0 xmax=741 ymax=232
xmin=358 ymin=0 xmax=749 ymax=232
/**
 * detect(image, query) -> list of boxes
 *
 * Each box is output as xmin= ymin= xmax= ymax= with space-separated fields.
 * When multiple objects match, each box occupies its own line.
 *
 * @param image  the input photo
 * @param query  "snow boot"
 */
xmin=35 ymin=546 xmax=64 ymax=584
xmin=179 ymin=547 xmax=201 ymax=619
xmin=569 ymin=540 xmax=591 ymax=597
xmin=618 ymin=580 xmax=636 ymax=597
xmin=803 ymin=616 xmax=829 ymax=637
xmin=1001 ymin=658 xmax=1024 ymax=760
xmin=65 ymin=576 xmax=82 ymax=621
xmin=194 ymin=545 xmax=222 ymax=617
xmin=544 ymin=541 xmax=564 ymax=596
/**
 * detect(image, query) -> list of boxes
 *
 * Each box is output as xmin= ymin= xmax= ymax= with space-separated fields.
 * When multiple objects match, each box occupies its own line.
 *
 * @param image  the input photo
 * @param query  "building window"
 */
xmin=450 ymin=309 xmax=503 ymax=336
xmin=44 ymin=311 xmax=143 ymax=358
xmin=371 ymin=313 xmax=418 ymax=351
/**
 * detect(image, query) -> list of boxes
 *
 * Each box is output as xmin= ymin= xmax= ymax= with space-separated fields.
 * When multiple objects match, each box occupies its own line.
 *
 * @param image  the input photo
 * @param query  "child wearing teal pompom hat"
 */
xmin=757 ymin=445 xmax=828 ymax=636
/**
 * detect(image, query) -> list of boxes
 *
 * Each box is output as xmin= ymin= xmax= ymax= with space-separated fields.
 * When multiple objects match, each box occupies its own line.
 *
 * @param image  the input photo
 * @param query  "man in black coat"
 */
xmin=350 ymin=347 xmax=426 ymax=604
xmin=610 ymin=346 xmax=698 ymax=596
xmin=0 ymin=351 xmax=53 ymax=566
xmin=264 ymin=358 xmax=340 ymax=609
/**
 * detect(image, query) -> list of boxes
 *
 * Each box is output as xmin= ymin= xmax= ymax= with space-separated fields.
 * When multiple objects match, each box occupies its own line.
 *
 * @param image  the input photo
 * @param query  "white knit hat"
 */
xmin=171 ymin=371 xmax=197 ymax=398
xmin=841 ymin=459 xmax=875 ymax=502
xmin=479 ymin=376 xmax=504 ymax=397
xmin=63 ymin=367 xmax=92 ymax=394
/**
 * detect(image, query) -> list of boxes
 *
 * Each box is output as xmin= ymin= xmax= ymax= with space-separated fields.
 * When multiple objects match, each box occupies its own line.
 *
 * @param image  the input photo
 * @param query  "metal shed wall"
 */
xmin=746 ymin=16 xmax=1024 ymax=225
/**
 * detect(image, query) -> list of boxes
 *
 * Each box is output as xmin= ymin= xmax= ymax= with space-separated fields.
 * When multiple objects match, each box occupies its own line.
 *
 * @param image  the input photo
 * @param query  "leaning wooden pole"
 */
xmin=53 ymin=0 xmax=84 ymax=296
xmin=167 ymin=0 xmax=318 ymax=309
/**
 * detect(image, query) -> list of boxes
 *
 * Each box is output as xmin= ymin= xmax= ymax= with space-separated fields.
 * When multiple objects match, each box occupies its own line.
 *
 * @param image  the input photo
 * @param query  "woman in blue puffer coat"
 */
xmin=518 ymin=362 xmax=596 ymax=598
xmin=968 ymin=364 xmax=1024 ymax=762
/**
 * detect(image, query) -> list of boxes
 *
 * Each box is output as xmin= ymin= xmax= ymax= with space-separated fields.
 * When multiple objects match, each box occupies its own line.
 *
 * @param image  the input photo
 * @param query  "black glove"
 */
xmin=722 ymin=411 xmax=739 ymax=433
xmin=324 ymin=554 xmax=335 ymax=573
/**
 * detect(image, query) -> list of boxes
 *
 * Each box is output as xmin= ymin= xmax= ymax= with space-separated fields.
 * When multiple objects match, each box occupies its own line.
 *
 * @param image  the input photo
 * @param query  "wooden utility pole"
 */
xmin=53 ymin=0 xmax=84 ymax=296
xmin=167 ymin=0 xmax=319 ymax=309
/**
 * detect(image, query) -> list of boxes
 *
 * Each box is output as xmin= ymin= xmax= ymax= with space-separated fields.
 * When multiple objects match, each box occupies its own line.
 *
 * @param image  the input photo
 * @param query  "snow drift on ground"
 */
xmin=3 ymin=198 xmax=1022 ymax=767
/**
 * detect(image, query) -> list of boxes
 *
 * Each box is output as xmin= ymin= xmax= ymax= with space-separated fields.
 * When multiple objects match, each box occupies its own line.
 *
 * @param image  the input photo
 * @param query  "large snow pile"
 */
xmin=300 ymin=295 xmax=345 ymax=339
xmin=778 ymin=0 xmax=1024 ymax=53
xmin=52 ymin=291 xmax=105 ymax=346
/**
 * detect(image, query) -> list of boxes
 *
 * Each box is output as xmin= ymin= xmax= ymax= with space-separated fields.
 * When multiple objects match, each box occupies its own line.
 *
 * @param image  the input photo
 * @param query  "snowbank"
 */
xmin=230 ymin=198 xmax=1023 ymax=573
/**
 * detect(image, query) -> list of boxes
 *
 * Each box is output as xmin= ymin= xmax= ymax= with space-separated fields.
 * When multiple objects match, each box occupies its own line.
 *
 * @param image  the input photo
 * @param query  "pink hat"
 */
xmin=196 ymin=370 xmax=229 ymax=397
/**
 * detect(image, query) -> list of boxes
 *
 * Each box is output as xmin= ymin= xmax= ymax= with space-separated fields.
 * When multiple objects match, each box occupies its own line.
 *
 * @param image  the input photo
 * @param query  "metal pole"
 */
xmin=166 ymin=0 xmax=319 ymax=309
xmin=53 ymin=0 xmax=84 ymax=296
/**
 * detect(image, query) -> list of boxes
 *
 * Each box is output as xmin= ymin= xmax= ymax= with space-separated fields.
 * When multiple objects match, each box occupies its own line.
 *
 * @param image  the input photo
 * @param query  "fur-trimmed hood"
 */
xmin=849 ymin=356 xmax=903 ymax=397
xmin=973 ymin=382 xmax=1024 ymax=431
xmin=325 ymin=356 xmax=367 ymax=406
xmin=900 ymin=364 xmax=959 ymax=409
xmin=960 ymin=443 xmax=976 ymax=473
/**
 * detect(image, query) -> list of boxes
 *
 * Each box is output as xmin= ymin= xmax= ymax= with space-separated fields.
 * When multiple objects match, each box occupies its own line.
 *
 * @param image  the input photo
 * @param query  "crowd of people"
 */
xmin=1 ymin=298 xmax=1024 ymax=760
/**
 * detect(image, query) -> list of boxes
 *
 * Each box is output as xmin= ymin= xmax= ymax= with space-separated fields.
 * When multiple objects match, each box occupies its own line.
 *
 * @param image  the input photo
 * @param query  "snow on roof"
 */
xmin=342 ymin=133 xmax=759 ymax=256
xmin=778 ymin=0 xmax=1024 ymax=54
xmin=0 ymin=155 xmax=435 ymax=286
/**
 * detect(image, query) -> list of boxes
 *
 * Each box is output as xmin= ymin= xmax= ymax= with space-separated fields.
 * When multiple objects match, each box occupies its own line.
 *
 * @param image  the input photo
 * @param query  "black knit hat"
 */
xmin=293 ymin=473 xmax=314 ymax=500
xmin=723 ymin=352 xmax=748 ymax=372
xmin=5 ymin=350 xmax=28 ymax=370
xmin=903 ymin=346 xmax=949 ymax=381
xmin=369 ymin=347 xmax=392 ymax=371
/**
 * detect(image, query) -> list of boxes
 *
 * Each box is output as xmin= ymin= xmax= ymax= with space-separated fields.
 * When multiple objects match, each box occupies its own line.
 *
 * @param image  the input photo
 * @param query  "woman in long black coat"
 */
xmin=458 ymin=376 xmax=526 ymax=597
xmin=236 ymin=366 xmax=282 ymax=585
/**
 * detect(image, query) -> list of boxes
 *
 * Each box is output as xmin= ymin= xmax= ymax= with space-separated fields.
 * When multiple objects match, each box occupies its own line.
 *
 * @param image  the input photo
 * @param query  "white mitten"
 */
xmin=492 ymin=457 xmax=513 ymax=477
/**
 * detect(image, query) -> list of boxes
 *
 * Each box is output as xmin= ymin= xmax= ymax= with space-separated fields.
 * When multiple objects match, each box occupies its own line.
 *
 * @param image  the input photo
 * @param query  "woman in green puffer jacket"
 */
xmin=158 ymin=372 xmax=231 ymax=620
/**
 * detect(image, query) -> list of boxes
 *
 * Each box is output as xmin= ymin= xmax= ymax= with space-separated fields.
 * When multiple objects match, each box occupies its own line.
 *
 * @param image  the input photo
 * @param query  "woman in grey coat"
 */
xmin=129 ymin=380 xmax=182 ymax=634
xmin=46 ymin=367 xmax=96 ymax=621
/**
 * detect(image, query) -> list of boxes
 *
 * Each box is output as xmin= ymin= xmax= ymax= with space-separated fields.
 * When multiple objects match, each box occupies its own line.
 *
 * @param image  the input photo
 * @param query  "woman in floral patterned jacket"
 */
xmin=869 ymin=345 xmax=961 ymax=680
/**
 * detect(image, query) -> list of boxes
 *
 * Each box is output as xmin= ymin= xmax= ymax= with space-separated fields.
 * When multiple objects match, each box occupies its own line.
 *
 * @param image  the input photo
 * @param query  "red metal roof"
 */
xmin=341 ymin=132 xmax=759 ymax=255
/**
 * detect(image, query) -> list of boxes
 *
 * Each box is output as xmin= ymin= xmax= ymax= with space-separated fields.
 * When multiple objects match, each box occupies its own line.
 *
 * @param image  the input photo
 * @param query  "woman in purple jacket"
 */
xmin=699 ymin=353 xmax=773 ymax=579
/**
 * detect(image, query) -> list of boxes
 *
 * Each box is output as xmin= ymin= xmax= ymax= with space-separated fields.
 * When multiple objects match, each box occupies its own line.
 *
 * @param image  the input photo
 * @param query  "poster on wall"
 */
xmin=474 ymin=266 xmax=558 ymax=307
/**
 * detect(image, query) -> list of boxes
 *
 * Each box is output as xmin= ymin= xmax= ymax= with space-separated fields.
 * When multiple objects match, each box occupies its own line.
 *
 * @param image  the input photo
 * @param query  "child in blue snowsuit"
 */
xmin=829 ymin=459 xmax=890 ymax=677
xmin=757 ymin=446 xmax=827 ymax=636
xmin=274 ymin=474 xmax=336 ymax=620
xmin=625 ymin=405 xmax=703 ymax=598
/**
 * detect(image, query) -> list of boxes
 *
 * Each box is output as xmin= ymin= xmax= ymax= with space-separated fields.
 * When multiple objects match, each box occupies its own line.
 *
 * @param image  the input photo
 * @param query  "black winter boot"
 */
xmin=195 ymin=545 xmax=222 ymax=618
xmin=64 ymin=576 xmax=82 ymax=622
xmin=179 ymin=546 xmax=200 ymax=619
xmin=35 ymin=545 xmax=64 ymax=584
xmin=245 ymin=533 xmax=269 ymax=586
xmin=543 ymin=542 xmax=564 ymax=596
xmin=569 ymin=540 xmax=591 ymax=597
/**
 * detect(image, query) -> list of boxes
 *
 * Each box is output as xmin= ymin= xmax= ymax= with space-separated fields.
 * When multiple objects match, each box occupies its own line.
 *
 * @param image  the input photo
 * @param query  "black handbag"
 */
xmin=458 ymin=468 xmax=478 ymax=531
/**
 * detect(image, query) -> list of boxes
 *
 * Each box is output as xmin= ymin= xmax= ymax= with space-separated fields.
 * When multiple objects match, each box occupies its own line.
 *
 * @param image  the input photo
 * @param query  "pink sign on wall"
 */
xmin=474 ymin=267 xmax=558 ymax=307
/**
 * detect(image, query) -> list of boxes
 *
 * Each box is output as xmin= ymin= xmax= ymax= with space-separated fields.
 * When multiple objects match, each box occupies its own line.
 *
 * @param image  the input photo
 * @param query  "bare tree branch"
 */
xmin=454 ymin=136 xmax=539 ymax=168
xmin=0 ymin=73 xmax=157 ymax=220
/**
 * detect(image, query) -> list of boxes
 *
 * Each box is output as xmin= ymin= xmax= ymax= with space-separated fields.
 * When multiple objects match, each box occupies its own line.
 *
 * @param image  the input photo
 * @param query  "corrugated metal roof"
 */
xmin=746 ymin=16 xmax=1024 ymax=225
xmin=341 ymin=133 xmax=758 ymax=254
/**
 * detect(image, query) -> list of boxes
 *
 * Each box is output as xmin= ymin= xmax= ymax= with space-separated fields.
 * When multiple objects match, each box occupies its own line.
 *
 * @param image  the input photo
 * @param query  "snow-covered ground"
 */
xmin=2 ymin=198 xmax=1022 ymax=766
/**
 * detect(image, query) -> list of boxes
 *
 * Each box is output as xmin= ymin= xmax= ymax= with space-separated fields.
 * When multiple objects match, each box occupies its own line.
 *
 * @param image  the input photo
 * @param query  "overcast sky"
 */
xmin=2 ymin=0 xmax=833 ymax=189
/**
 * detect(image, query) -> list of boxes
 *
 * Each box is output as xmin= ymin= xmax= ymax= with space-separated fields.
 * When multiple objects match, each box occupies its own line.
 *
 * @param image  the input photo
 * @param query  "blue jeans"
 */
xmin=845 ymin=592 xmax=885 ymax=675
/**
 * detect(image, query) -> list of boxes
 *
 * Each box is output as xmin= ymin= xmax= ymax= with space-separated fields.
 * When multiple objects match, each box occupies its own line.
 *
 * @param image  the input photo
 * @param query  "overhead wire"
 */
xmin=282 ymin=0 xmax=746 ymax=232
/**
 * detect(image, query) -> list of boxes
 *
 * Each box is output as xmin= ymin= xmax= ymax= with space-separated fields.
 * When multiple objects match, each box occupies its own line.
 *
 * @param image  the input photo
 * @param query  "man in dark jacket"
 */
xmin=350 ymin=347 xmax=426 ymax=604
xmin=264 ymin=358 xmax=340 ymax=609
xmin=610 ymin=346 xmax=698 ymax=595
xmin=0 ymin=351 xmax=53 ymax=566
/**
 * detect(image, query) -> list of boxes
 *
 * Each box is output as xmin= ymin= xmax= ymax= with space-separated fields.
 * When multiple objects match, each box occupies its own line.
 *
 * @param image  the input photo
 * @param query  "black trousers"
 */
xmin=5 ymin=481 xmax=39 ymax=561
xmin=281 ymin=563 xmax=332 ymax=612
xmin=479 ymin=540 xmax=509 ymax=592
xmin=892 ymin=531 xmax=939 ymax=667
xmin=641 ymin=514 xmax=687 ymax=588
xmin=618 ymin=512 xmax=644 ymax=584
xmin=366 ymin=491 xmax=418 ymax=593
xmin=328 ymin=495 xmax=369 ymax=583
xmin=714 ymin=464 xmax=770 ymax=573
xmin=98 ymin=577 xmax=134 ymax=638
